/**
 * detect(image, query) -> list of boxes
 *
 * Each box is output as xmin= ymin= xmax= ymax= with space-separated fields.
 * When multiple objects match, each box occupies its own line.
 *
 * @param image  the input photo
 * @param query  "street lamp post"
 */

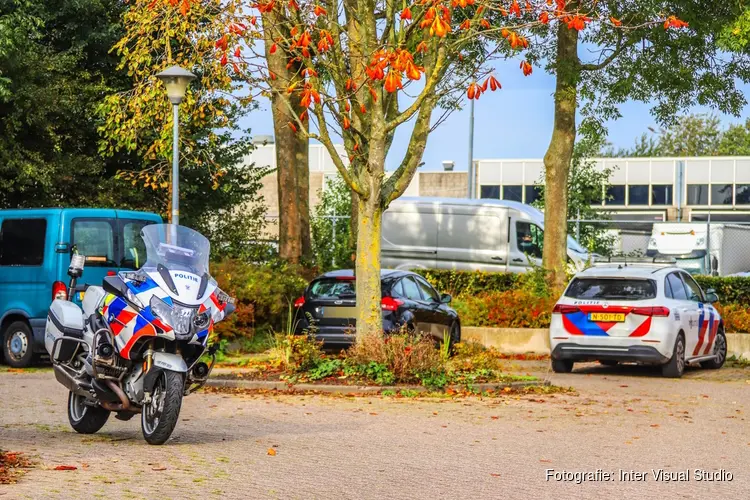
xmin=156 ymin=65 xmax=196 ymax=226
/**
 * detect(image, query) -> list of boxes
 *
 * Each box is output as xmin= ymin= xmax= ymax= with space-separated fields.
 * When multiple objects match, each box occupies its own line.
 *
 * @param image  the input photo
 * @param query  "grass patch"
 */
xmin=726 ymin=355 xmax=750 ymax=368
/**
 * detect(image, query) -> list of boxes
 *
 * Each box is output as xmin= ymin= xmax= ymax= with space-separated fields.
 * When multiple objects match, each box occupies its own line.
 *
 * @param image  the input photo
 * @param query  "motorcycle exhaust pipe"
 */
xmin=101 ymin=379 xmax=139 ymax=413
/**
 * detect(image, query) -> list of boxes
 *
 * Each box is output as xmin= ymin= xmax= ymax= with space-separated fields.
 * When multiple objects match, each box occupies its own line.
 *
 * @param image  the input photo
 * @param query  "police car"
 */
xmin=550 ymin=260 xmax=727 ymax=378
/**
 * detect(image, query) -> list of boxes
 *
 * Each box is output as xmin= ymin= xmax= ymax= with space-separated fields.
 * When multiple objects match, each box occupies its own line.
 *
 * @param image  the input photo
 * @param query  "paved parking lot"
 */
xmin=1 ymin=363 xmax=749 ymax=499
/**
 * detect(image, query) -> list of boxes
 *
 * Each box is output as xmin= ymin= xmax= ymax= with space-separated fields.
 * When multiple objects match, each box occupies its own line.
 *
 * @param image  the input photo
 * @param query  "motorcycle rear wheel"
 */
xmin=141 ymin=370 xmax=184 ymax=445
xmin=68 ymin=392 xmax=110 ymax=434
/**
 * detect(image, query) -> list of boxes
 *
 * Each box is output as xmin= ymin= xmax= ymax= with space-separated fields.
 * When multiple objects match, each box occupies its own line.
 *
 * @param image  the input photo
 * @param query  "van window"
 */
xmin=516 ymin=222 xmax=543 ymax=258
xmin=72 ymin=219 xmax=116 ymax=267
xmin=0 ymin=219 xmax=46 ymax=266
xmin=121 ymin=220 xmax=152 ymax=269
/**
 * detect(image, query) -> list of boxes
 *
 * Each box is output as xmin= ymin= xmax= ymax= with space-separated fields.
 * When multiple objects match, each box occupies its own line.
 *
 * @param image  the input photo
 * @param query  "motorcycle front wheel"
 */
xmin=68 ymin=391 xmax=110 ymax=434
xmin=141 ymin=370 xmax=184 ymax=445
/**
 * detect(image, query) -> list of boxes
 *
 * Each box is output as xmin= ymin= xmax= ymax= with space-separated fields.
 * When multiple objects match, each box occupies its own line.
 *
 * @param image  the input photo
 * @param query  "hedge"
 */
xmin=416 ymin=268 xmax=750 ymax=305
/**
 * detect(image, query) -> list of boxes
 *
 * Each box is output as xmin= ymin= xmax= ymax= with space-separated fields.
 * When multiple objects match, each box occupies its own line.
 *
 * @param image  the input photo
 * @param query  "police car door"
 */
xmin=665 ymin=272 xmax=698 ymax=351
xmin=680 ymin=272 xmax=717 ymax=359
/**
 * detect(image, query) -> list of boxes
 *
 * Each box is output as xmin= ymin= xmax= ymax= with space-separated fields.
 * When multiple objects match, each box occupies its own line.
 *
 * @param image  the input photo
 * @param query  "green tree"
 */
xmin=527 ymin=1 xmax=748 ymax=290
xmin=718 ymin=119 xmax=750 ymax=155
xmin=604 ymin=114 xmax=723 ymax=157
xmin=536 ymin=127 xmax=615 ymax=255
xmin=311 ymin=176 xmax=353 ymax=271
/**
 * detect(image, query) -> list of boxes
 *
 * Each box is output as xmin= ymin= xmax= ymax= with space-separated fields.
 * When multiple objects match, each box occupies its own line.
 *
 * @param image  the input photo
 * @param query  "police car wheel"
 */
xmin=2 ymin=321 xmax=34 ymax=368
xmin=701 ymin=330 xmax=727 ymax=370
xmin=661 ymin=334 xmax=685 ymax=378
xmin=551 ymin=359 xmax=574 ymax=373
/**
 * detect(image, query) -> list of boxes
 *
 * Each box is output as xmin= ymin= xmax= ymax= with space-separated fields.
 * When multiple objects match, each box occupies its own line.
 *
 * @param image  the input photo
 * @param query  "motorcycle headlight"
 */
xmin=149 ymin=295 xmax=196 ymax=337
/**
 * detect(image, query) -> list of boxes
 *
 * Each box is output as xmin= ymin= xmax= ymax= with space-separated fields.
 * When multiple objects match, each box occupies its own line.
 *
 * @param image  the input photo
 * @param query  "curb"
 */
xmin=205 ymin=378 xmax=549 ymax=394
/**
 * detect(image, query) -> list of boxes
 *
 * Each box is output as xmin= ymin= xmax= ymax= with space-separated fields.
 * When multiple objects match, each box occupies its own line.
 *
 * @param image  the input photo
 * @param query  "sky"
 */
xmin=239 ymin=58 xmax=750 ymax=172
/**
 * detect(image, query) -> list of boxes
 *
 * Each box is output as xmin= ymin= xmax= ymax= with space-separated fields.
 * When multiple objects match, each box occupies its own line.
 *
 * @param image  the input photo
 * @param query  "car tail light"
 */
xmin=632 ymin=306 xmax=670 ymax=317
xmin=52 ymin=281 xmax=68 ymax=301
xmin=552 ymin=304 xmax=580 ymax=314
xmin=293 ymin=296 xmax=305 ymax=308
xmin=381 ymin=296 xmax=403 ymax=312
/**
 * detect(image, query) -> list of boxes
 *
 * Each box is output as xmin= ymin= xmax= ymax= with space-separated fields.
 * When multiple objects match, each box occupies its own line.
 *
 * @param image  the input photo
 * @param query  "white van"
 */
xmin=647 ymin=222 xmax=750 ymax=276
xmin=381 ymin=197 xmax=592 ymax=272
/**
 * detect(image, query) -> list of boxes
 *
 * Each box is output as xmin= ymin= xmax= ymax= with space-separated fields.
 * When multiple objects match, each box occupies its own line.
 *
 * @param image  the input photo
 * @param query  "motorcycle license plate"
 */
xmin=589 ymin=312 xmax=625 ymax=322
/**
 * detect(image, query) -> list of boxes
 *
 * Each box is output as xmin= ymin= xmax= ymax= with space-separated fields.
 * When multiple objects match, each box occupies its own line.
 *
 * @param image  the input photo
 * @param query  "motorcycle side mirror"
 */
xmin=68 ymin=254 xmax=85 ymax=279
xmin=223 ymin=302 xmax=236 ymax=317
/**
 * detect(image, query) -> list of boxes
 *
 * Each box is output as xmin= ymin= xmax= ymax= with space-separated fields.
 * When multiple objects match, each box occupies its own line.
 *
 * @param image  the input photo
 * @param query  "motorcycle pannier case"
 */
xmin=45 ymin=299 xmax=85 ymax=363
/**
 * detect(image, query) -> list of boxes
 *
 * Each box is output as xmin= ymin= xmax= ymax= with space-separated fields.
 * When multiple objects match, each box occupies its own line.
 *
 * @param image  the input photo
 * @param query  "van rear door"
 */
xmin=0 ymin=213 xmax=55 ymax=321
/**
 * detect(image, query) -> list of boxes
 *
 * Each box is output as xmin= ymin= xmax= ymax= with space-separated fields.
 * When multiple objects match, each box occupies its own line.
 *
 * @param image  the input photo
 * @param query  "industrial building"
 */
xmin=246 ymin=140 xmax=750 ymax=226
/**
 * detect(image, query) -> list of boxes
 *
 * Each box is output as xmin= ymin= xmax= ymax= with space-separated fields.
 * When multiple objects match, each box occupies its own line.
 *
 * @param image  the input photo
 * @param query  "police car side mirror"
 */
xmin=705 ymin=289 xmax=719 ymax=304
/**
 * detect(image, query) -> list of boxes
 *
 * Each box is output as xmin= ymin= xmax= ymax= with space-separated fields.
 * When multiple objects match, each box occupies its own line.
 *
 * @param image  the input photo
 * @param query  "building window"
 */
xmin=605 ymin=185 xmax=625 ymax=205
xmin=628 ymin=185 xmax=649 ymax=205
xmin=480 ymin=185 xmax=500 ymax=199
xmin=736 ymin=184 xmax=750 ymax=205
xmin=651 ymin=185 xmax=673 ymax=206
xmin=524 ymin=185 xmax=542 ymax=205
xmin=711 ymin=184 xmax=733 ymax=205
xmin=502 ymin=185 xmax=523 ymax=202
xmin=687 ymin=184 xmax=708 ymax=205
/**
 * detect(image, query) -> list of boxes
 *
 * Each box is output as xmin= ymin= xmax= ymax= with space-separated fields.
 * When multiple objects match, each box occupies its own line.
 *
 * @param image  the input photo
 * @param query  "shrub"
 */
xmin=414 ymin=269 xmax=522 ymax=298
xmin=212 ymin=258 xmax=310 ymax=334
xmin=271 ymin=333 xmax=323 ymax=373
xmin=345 ymin=333 xmax=443 ymax=382
xmin=695 ymin=276 xmax=750 ymax=305
xmin=716 ymin=303 xmax=750 ymax=334
xmin=453 ymin=290 xmax=556 ymax=329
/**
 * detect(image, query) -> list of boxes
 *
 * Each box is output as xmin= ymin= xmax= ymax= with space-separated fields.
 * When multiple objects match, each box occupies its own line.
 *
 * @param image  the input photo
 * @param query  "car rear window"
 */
xmin=308 ymin=278 xmax=356 ymax=300
xmin=564 ymin=278 xmax=657 ymax=301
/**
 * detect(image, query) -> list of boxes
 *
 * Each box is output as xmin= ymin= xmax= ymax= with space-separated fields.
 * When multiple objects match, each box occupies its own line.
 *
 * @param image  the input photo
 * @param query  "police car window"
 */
xmin=681 ymin=273 xmax=705 ymax=302
xmin=666 ymin=273 xmax=688 ymax=300
xmin=564 ymin=278 xmax=657 ymax=300
xmin=309 ymin=279 xmax=356 ymax=299
xmin=664 ymin=276 xmax=674 ymax=299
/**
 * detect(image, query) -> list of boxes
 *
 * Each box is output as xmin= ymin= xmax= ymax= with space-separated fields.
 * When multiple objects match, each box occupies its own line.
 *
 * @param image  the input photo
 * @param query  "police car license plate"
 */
xmin=589 ymin=312 xmax=625 ymax=322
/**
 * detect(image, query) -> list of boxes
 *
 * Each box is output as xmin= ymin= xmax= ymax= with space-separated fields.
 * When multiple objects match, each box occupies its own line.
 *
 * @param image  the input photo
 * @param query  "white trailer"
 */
xmin=646 ymin=223 xmax=750 ymax=276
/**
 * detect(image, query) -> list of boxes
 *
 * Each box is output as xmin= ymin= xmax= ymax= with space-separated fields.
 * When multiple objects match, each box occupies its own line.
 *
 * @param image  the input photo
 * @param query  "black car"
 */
xmin=293 ymin=270 xmax=460 ymax=346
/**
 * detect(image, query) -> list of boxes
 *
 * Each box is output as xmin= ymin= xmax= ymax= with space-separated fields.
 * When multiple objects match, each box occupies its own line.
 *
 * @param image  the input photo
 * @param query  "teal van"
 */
xmin=0 ymin=209 xmax=162 ymax=367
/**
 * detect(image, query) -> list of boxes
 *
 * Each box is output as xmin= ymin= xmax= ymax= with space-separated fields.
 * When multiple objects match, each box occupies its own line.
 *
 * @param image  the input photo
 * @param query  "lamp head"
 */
xmin=156 ymin=65 xmax=197 ymax=104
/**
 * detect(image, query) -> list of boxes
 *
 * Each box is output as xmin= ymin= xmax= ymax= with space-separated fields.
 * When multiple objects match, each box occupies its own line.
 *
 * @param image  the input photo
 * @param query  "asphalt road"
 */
xmin=1 ymin=363 xmax=749 ymax=499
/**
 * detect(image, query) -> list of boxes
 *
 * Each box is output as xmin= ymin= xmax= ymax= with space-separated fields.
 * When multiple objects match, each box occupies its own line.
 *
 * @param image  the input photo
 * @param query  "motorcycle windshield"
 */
xmin=141 ymin=224 xmax=210 ymax=276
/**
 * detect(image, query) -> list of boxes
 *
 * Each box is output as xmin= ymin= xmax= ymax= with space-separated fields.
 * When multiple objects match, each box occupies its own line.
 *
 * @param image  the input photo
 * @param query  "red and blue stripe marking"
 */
xmin=561 ymin=305 xmax=652 ymax=338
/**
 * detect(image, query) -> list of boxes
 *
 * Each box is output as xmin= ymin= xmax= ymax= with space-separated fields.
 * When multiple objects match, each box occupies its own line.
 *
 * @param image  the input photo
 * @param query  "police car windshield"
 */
xmin=565 ymin=278 xmax=657 ymax=301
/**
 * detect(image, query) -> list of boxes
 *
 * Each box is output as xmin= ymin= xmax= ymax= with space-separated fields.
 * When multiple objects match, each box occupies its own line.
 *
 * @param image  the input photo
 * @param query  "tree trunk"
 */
xmin=262 ymin=10 xmax=311 ymax=265
xmin=355 ymin=191 xmax=383 ymax=339
xmin=542 ymin=19 xmax=580 ymax=291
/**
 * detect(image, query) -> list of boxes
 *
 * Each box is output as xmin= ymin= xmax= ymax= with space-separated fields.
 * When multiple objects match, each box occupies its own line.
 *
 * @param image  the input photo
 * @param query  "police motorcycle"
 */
xmin=45 ymin=224 xmax=234 ymax=444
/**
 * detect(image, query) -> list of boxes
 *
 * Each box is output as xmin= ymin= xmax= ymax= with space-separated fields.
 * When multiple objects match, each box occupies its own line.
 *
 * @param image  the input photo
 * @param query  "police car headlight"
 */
xmin=150 ymin=295 xmax=196 ymax=337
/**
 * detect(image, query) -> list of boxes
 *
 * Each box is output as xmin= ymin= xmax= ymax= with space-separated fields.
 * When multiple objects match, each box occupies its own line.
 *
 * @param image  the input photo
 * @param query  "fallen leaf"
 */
xmin=540 ymin=459 xmax=551 ymax=463
xmin=151 ymin=466 xmax=167 ymax=471
xmin=490 ymin=473 xmax=501 ymax=477
xmin=650 ymin=424 xmax=660 ymax=428
xmin=432 ymin=412 xmax=438 ymax=415
xmin=619 ymin=385 xmax=629 ymax=388
xmin=53 ymin=465 xmax=77 ymax=471
xmin=369 ymin=412 xmax=378 ymax=416
xmin=267 ymin=448 xmax=276 ymax=456
xmin=490 ymin=416 xmax=499 ymax=420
